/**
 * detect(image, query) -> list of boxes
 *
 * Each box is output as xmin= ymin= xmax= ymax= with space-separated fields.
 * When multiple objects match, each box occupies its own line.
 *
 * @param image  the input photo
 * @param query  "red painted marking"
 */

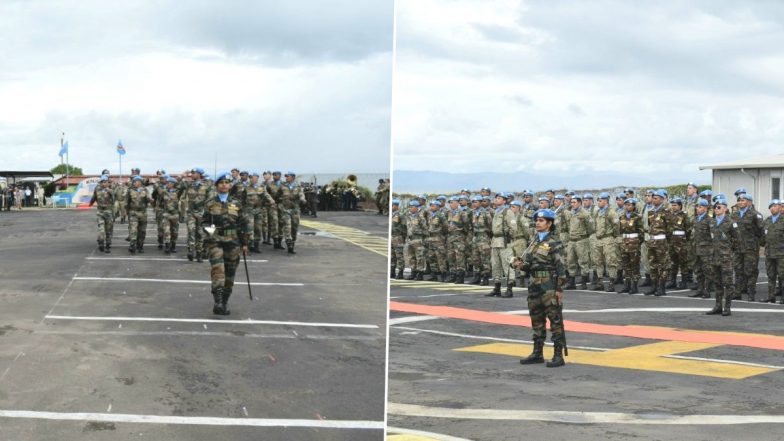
xmin=390 ymin=301 xmax=784 ymax=351
xmin=76 ymin=203 xmax=93 ymax=210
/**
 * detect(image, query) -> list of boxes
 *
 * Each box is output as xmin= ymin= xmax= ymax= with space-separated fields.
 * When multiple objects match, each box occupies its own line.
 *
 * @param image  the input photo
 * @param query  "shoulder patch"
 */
xmin=757 ymin=213 xmax=763 ymax=219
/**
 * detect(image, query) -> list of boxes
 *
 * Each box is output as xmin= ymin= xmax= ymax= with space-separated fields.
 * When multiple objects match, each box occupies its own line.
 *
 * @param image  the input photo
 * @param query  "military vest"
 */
xmin=406 ymin=211 xmax=428 ymax=238
xmin=94 ymin=187 xmax=115 ymax=209
xmin=277 ymin=182 xmax=303 ymax=210
xmin=203 ymin=194 xmax=250 ymax=244
xmin=127 ymin=188 xmax=150 ymax=211
xmin=159 ymin=188 xmax=180 ymax=214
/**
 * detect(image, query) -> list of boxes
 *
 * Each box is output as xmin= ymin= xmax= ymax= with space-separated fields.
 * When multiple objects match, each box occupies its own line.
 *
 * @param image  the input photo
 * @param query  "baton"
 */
xmin=243 ymin=250 xmax=253 ymax=301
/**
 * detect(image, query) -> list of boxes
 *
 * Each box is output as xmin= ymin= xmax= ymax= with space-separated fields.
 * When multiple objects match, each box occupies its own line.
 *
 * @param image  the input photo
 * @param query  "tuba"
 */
xmin=347 ymin=174 xmax=358 ymax=187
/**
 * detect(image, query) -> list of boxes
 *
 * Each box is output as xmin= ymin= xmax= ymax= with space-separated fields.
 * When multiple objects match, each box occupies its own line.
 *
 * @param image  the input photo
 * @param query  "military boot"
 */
xmin=645 ymin=279 xmax=657 ymax=296
xmin=665 ymin=273 xmax=677 ymax=289
xmin=187 ymin=252 xmax=194 ymax=261
xmin=196 ymin=250 xmax=203 ymax=262
xmin=606 ymin=277 xmax=615 ymax=292
xmin=655 ymin=277 xmax=666 ymax=296
xmin=274 ymin=238 xmax=285 ymax=250
xmin=639 ymin=274 xmax=652 ymax=287
xmin=391 ymin=266 xmax=396 ymax=279
xmin=438 ymin=272 xmax=447 ymax=283
xmin=169 ymin=243 xmax=176 ymax=253
xmin=619 ymin=279 xmax=631 ymax=293
xmin=686 ymin=271 xmax=697 ymax=290
xmin=614 ymin=270 xmax=624 ymax=285
xmin=485 ymin=282 xmax=502 ymax=297
xmin=590 ymin=271 xmax=602 ymax=291
xmin=425 ymin=271 xmax=437 ymax=281
xmin=689 ymin=279 xmax=704 ymax=297
xmin=630 ymin=280 xmax=639 ymax=294
xmin=137 ymin=242 xmax=145 ymax=254
xmin=747 ymin=287 xmax=756 ymax=302
xmin=164 ymin=243 xmax=171 ymax=255
xmin=415 ymin=271 xmax=424 ymax=281
xmin=251 ymin=241 xmax=261 ymax=253
xmin=705 ymin=295 xmax=723 ymax=315
xmin=501 ymin=282 xmax=514 ymax=298
xmin=546 ymin=344 xmax=565 ymax=368
xmin=456 ymin=271 xmax=465 ymax=284
xmin=480 ymin=275 xmax=490 ymax=286
xmin=221 ymin=290 xmax=232 ymax=315
xmin=468 ymin=273 xmax=481 ymax=284
xmin=577 ymin=275 xmax=588 ymax=290
xmin=128 ymin=243 xmax=136 ymax=254
xmin=105 ymin=242 xmax=111 ymax=254
xmin=157 ymin=237 xmax=164 ymax=250
xmin=286 ymin=240 xmax=296 ymax=254
xmin=676 ymin=274 xmax=687 ymax=290
xmin=563 ymin=276 xmax=576 ymax=290
xmin=262 ymin=232 xmax=271 ymax=245
xmin=519 ymin=339 xmax=545 ymax=365
xmin=396 ymin=269 xmax=405 ymax=280
xmin=446 ymin=272 xmax=455 ymax=283
xmin=98 ymin=240 xmax=105 ymax=252
xmin=722 ymin=293 xmax=732 ymax=316
xmin=212 ymin=289 xmax=224 ymax=315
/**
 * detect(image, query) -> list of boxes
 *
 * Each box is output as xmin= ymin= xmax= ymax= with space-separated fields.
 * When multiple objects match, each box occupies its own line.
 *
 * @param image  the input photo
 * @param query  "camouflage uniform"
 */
xmin=591 ymin=205 xmax=619 ymax=290
xmin=158 ymin=185 xmax=181 ymax=251
xmin=667 ymin=209 xmax=691 ymax=289
xmin=274 ymin=180 xmax=305 ymax=251
xmin=266 ymin=179 xmax=283 ymax=243
xmin=566 ymin=207 xmax=593 ymax=287
xmin=391 ymin=208 xmax=407 ymax=278
xmin=619 ymin=210 xmax=643 ymax=290
xmin=405 ymin=208 xmax=428 ymax=278
xmin=684 ymin=194 xmax=700 ymax=284
xmin=184 ymin=179 xmax=212 ymax=261
xmin=245 ymin=183 xmax=276 ymax=252
xmin=202 ymin=192 xmax=251 ymax=315
xmin=646 ymin=205 xmax=672 ymax=294
xmin=471 ymin=207 xmax=493 ymax=284
xmin=761 ymin=213 xmax=784 ymax=303
xmin=126 ymin=186 xmax=152 ymax=252
xmin=707 ymin=215 xmax=739 ymax=314
xmin=426 ymin=208 xmax=448 ymax=280
xmin=114 ymin=182 xmax=127 ymax=224
xmin=490 ymin=205 xmax=515 ymax=285
xmin=445 ymin=206 xmax=471 ymax=281
xmin=692 ymin=211 xmax=714 ymax=298
xmin=151 ymin=180 xmax=166 ymax=248
xmin=730 ymin=207 xmax=763 ymax=300
xmin=90 ymin=184 xmax=115 ymax=251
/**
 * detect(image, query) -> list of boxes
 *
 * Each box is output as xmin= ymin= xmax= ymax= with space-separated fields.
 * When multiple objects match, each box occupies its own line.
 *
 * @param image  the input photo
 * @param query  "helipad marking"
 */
xmin=73 ymin=276 xmax=302 ymax=286
xmin=387 ymin=426 xmax=475 ymax=441
xmin=300 ymin=220 xmax=387 ymax=257
xmin=390 ymin=301 xmax=784 ymax=351
xmin=456 ymin=342 xmax=779 ymax=379
xmin=0 ymin=409 xmax=384 ymax=429
xmin=387 ymin=403 xmax=784 ymax=425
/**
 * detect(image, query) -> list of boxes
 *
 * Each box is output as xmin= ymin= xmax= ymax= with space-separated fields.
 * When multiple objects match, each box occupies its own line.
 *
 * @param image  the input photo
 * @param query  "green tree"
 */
xmin=50 ymin=164 xmax=83 ymax=175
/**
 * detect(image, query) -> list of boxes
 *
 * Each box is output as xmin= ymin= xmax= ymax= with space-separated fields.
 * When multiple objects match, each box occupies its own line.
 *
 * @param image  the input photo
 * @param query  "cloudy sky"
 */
xmin=393 ymin=0 xmax=784 ymax=187
xmin=0 ymin=0 xmax=393 ymax=175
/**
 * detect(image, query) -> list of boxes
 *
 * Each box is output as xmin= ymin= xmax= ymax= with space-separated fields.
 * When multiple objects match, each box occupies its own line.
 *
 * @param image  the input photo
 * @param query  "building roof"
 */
xmin=699 ymin=154 xmax=784 ymax=170
xmin=0 ymin=171 xmax=54 ymax=179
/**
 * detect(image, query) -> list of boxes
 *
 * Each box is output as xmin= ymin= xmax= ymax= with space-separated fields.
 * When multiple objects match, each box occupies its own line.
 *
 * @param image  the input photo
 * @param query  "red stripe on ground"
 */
xmin=389 ymin=301 xmax=784 ymax=351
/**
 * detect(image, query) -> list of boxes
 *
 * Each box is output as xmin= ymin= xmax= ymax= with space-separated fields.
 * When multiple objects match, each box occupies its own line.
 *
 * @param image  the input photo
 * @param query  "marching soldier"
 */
xmin=405 ymin=200 xmax=428 ymax=280
xmin=487 ymin=193 xmax=515 ymax=297
xmin=126 ymin=175 xmax=153 ymax=254
xmin=202 ymin=172 xmax=251 ymax=316
xmin=158 ymin=177 xmax=181 ymax=254
xmin=730 ymin=193 xmax=763 ymax=301
xmin=391 ymin=199 xmax=406 ymax=279
xmin=151 ymin=170 xmax=167 ymax=249
xmin=267 ymin=171 xmax=284 ymax=249
xmin=244 ymin=172 xmax=277 ymax=253
xmin=761 ymin=200 xmax=784 ymax=304
xmin=425 ymin=200 xmax=448 ymax=281
xmin=445 ymin=196 xmax=470 ymax=284
xmin=689 ymin=199 xmax=714 ymax=299
xmin=619 ymin=198 xmax=643 ymax=293
xmin=514 ymin=209 xmax=567 ymax=368
xmin=275 ymin=171 xmax=305 ymax=254
xmin=706 ymin=196 xmax=739 ymax=316
xmin=89 ymin=175 xmax=115 ymax=253
xmin=665 ymin=197 xmax=691 ymax=290
xmin=184 ymin=168 xmax=213 ymax=262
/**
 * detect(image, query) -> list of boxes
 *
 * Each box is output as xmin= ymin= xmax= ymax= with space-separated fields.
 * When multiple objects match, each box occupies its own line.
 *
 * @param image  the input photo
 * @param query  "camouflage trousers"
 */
xmin=640 ymin=240 xmax=649 ymax=275
xmin=591 ymin=236 xmax=619 ymax=278
xmin=733 ymin=249 xmax=760 ymax=294
xmin=527 ymin=283 xmax=565 ymax=345
xmin=765 ymin=256 xmax=784 ymax=298
xmin=265 ymin=205 xmax=280 ymax=239
xmin=712 ymin=257 xmax=735 ymax=303
xmin=405 ymin=238 xmax=427 ymax=272
xmin=619 ymin=239 xmax=641 ymax=282
xmin=588 ymin=235 xmax=598 ymax=271
xmin=470 ymin=236 xmax=491 ymax=276
xmin=426 ymin=237 xmax=448 ymax=273
xmin=646 ymin=240 xmax=670 ymax=282
xmin=155 ymin=209 xmax=164 ymax=244
xmin=248 ymin=208 xmax=263 ymax=243
xmin=206 ymin=240 xmax=240 ymax=296
xmin=668 ymin=238 xmax=690 ymax=277
xmin=491 ymin=245 xmax=513 ymax=283
xmin=694 ymin=254 xmax=714 ymax=294
xmin=114 ymin=200 xmax=126 ymax=221
xmin=96 ymin=208 xmax=114 ymax=244
xmin=567 ymin=237 xmax=590 ymax=278
xmin=446 ymin=235 xmax=467 ymax=272
xmin=186 ymin=212 xmax=204 ymax=256
xmin=391 ymin=234 xmax=405 ymax=269
xmin=128 ymin=209 xmax=147 ymax=247
xmin=162 ymin=212 xmax=179 ymax=244
xmin=278 ymin=207 xmax=300 ymax=243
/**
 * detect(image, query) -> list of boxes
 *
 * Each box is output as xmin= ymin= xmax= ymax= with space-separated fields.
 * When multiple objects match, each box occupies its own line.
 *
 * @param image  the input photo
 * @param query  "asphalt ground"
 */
xmin=388 ymin=266 xmax=784 ymax=441
xmin=0 ymin=208 xmax=388 ymax=440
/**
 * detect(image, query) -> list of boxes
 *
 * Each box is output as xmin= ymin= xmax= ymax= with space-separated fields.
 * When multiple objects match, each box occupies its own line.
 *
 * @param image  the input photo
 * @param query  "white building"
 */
xmin=699 ymin=154 xmax=784 ymax=215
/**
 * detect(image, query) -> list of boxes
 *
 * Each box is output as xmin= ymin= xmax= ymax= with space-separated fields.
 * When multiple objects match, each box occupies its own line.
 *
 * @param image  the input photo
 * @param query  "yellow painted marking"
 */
xmin=300 ymin=220 xmax=387 ymax=257
xmin=456 ymin=342 xmax=779 ymax=380
xmin=388 ymin=435 xmax=441 ymax=441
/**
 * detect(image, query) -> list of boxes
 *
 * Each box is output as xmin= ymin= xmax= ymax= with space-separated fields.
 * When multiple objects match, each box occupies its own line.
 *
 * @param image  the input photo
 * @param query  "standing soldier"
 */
xmin=689 ymin=199 xmax=714 ymax=298
xmin=613 ymin=193 xmax=627 ymax=285
xmin=405 ymin=200 xmax=428 ymax=280
xmin=275 ymin=171 xmax=305 ymax=254
xmin=125 ymin=167 xmax=142 ymax=241
xmin=185 ymin=168 xmax=212 ymax=262
xmin=244 ymin=172 xmax=276 ymax=253
xmin=115 ymin=179 xmax=128 ymax=224
xmin=267 ymin=171 xmax=284 ymax=249
xmin=509 ymin=200 xmax=532 ymax=289
xmin=126 ymin=175 xmax=152 ymax=254
xmin=730 ymin=193 xmax=763 ymax=301
xmin=514 ymin=209 xmax=567 ymax=368
xmin=619 ymin=198 xmax=643 ymax=293
xmin=761 ymin=200 xmax=784 ymax=304
xmin=151 ymin=170 xmax=167 ymax=250
xmin=487 ymin=193 xmax=515 ymax=297
xmin=158 ymin=177 xmax=181 ymax=254
xmin=202 ymin=172 xmax=251 ymax=315
xmin=520 ymin=190 xmax=536 ymax=224
xmin=591 ymin=192 xmax=619 ymax=292
xmin=375 ymin=179 xmax=389 ymax=215
xmin=645 ymin=189 xmax=672 ymax=296
xmin=706 ymin=197 xmax=739 ymax=316
xmin=89 ymin=175 xmax=115 ymax=253
xmin=445 ymin=196 xmax=470 ymax=284
xmin=425 ymin=200 xmax=448 ymax=281
xmin=665 ymin=198 xmax=691 ymax=289
xmin=391 ymin=199 xmax=407 ymax=279
xmin=639 ymin=189 xmax=654 ymax=287
xmin=683 ymin=183 xmax=700 ymax=288
xmin=564 ymin=195 xmax=593 ymax=290
xmin=470 ymin=195 xmax=493 ymax=285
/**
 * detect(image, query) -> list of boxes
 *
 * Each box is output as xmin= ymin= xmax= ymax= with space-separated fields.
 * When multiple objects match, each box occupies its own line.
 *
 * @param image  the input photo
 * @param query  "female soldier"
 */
xmin=514 ymin=209 xmax=567 ymax=368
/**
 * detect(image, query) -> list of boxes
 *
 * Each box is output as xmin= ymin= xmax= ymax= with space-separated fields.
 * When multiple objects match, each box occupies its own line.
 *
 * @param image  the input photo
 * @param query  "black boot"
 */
xmin=105 ymin=242 xmax=111 ymax=254
xmin=169 ymin=243 xmax=176 ymax=253
xmin=546 ymin=344 xmax=565 ymax=368
xmin=640 ymin=274 xmax=652 ymax=287
xmin=221 ymin=290 xmax=232 ymax=315
xmin=480 ymin=275 xmax=490 ymax=286
xmin=468 ymin=273 xmax=481 ymax=284
xmin=274 ymin=238 xmax=285 ymax=250
xmin=456 ymin=271 xmax=465 ymax=284
xmin=665 ymin=273 xmax=677 ymax=289
xmin=501 ymin=283 xmax=513 ymax=298
xmin=614 ymin=270 xmax=624 ymax=285
xmin=129 ymin=243 xmax=136 ymax=254
xmin=196 ymin=249 xmax=203 ymax=262
xmin=396 ymin=269 xmax=405 ymax=280
xmin=519 ymin=339 xmax=545 ymax=365
xmin=687 ymin=271 xmax=697 ymax=290
xmin=157 ymin=237 xmax=164 ymax=249
xmin=620 ymin=279 xmax=630 ymax=293
xmin=630 ymin=280 xmax=639 ymax=294
xmin=747 ymin=288 xmax=756 ymax=303
xmin=655 ymin=277 xmax=666 ymax=296
xmin=447 ymin=272 xmax=455 ymax=283
xmin=164 ymin=243 xmax=171 ymax=255
xmin=722 ymin=294 xmax=732 ymax=316
xmin=262 ymin=233 xmax=271 ymax=245
xmin=98 ymin=241 xmax=105 ymax=252
xmin=486 ymin=282 xmax=502 ymax=297
xmin=606 ymin=277 xmax=615 ymax=292
xmin=677 ymin=274 xmax=687 ymax=290
xmin=137 ymin=243 xmax=144 ymax=254
xmin=563 ymin=276 xmax=576 ymax=290
xmin=645 ymin=279 xmax=657 ymax=296
xmin=187 ymin=252 xmax=194 ymax=261
xmin=286 ymin=240 xmax=296 ymax=254
xmin=577 ymin=275 xmax=587 ymax=290
xmin=391 ymin=267 xmax=396 ymax=279
xmin=415 ymin=271 xmax=424 ymax=281
xmin=706 ymin=295 xmax=723 ymax=315
xmin=212 ymin=289 xmax=225 ymax=315
xmin=590 ymin=271 xmax=602 ymax=291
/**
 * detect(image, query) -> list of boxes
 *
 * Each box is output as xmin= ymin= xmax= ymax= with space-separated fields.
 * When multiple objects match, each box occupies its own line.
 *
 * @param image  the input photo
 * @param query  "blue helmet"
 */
xmin=437 ymin=195 xmax=447 ymax=201
xmin=738 ymin=193 xmax=753 ymax=202
xmin=616 ymin=192 xmax=625 ymax=200
xmin=538 ymin=196 xmax=549 ymax=202
xmin=598 ymin=192 xmax=610 ymax=200
xmin=192 ymin=167 xmax=205 ymax=175
xmin=409 ymin=200 xmax=420 ymax=207
xmin=653 ymin=189 xmax=667 ymax=198
xmin=99 ymin=174 xmax=109 ymax=182
xmin=554 ymin=194 xmax=565 ymax=200
xmin=714 ymin=196 xmax=729 ymax=206
xmin=645 ymin=189 xmax=655 ymax=195
xmin=697 ymin=199 xmax=710 ymax=207
xmin=624 ymin=197 xmax=638 ymax=205
xmin=713 ymin=193 xmax=726 ymax=202
xmin=167 ymin=177 xmax=177 ymax=184
xmin=583 ymin=193 xmax=594 ymax=200
xmin=132 ymin=175 xmax=143 ymax=182
xmin=215 ymin=171 xmax=233 ymax=183
xmin=285 ymin=171 xmax=296 ymax=177
xmin=624 ymin=188 xmax=634 ymax=194
xmin=495 ymin=192 xmax=505 ymax=198
xmin=769 ymin=199 xmax=781 ymax=208
xmin=671 ymin=197 xmax=683 ymax=205
xmin=482 ymin=196 xmax=492 ymax=201
xmin=523 ymin=189 xmax=534 ymax=197
xmin=510 ymin=200 xmax=523 ymax=207
xmin=391 ymin=199 xmax=400 ymax=206
xmin=565 ymin=190 xmax=576 ymax=196
xmin=534 ymin=209 xmax=556 ymax=221
xmin=699 ymin=189 xmax=712 ymax=197
xmin=458 ymin=194 xmax=470 ymax=201
xmin=734 ymin=187 xmax=747 ymax=196
xmin=480 ymin=187 xmax=491 ymax=192
xmin=448 ymin=195 xmax=460 ymax=202
xmin=429 ymin=200 xmax=441 ymax=207
xmin=418 ymin=194 xmax=427 ymax=200
xmin=471 ymin=195 xmax=483 ymax=202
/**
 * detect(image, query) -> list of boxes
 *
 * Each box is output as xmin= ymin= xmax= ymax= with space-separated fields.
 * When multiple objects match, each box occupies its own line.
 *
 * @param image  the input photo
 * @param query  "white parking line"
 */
xmin=72 ymin=277 xmax=302 ymax=286
xmin=0 ymin=409 xmax=384 ymax=429
xmin=36 ymin=330 xmax=382 ymax=341
xmin=86 ymin=257 xmax=268 ymax=263
xmin=45 ymin=315 xmax=380 ymax=329
xmin=387 ymin=402 xmax=784 ymax=425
